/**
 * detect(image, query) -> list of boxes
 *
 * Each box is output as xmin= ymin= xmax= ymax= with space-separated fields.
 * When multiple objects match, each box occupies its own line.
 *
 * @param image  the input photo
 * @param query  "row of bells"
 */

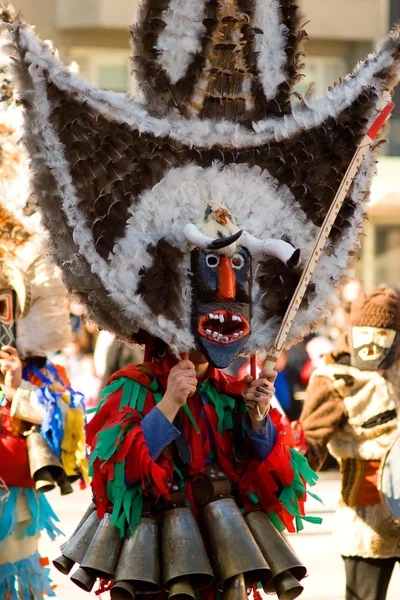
xmin=54 ymin=498 xmax=307 ymax=600
xmin=27 ymin=428 xmax=76 ymax=495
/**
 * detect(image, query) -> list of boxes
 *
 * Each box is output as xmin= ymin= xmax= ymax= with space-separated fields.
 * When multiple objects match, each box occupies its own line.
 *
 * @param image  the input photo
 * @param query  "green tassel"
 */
xmin=137 ymin=386 xmax=148 ymax=413
xmin=248 ymin=491 xmax=260 ymax=505
xmin=183 ymin=404 xmax=200 ymax=434
xmin=97 ymin=378 xmax=127 ymax=413
xmin=278 ymin=456 xmax=323 ymax=529
xmin=199 ymin=380 xmax=236 ymax=435
xmin=290 ymin=448 xmax=320 ymax=488
xmin=267 ymin=511 xmax=286 ymax=532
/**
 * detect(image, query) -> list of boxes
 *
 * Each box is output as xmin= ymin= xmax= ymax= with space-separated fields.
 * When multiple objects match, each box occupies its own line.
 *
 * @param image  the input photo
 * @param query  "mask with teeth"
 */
xmin=8 ymin=2 xmax=400 ymax=366
xmin=191 ymin=247 xmax=251 ymax=369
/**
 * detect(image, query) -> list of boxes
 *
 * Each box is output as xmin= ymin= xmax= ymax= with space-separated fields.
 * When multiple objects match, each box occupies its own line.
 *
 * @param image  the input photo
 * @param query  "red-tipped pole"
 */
xmin=250 ymin=354 xmax=257 ymax=379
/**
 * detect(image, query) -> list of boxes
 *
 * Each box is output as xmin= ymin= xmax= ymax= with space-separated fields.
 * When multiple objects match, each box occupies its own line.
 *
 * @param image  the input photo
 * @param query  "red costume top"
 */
xmin=88 ymin=354 xmax=319 ymax=536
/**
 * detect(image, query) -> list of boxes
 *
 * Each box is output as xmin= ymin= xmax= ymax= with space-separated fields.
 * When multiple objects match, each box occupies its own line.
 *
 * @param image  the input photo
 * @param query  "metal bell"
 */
xmin=202 ymin=498 xmax=271 ymax=588
xmin=34 ymin=468 xmax=56 ymax=493
xmin=113 ymin=517 xmax=161 ymax=594
xmin=53 ymin=510 xmax=101 ymax=575
xmin=245 ymin=511 xmax=307 ymax=592
xmin=53 ymin=555 xmax=75 ymax=576
xmin=58 ymin=473 xmax=74 ymax=496
xmin=59 ymin=503 xmax=96 ymax=552
xmin=26 ymin=430 xmax=64 ymax=492
xmin=273 ymin=571 xmax=304 ymax=600
xmin=79 ymin=513 xmax=124 ymax=579
xmin=110 ymin=580 xmax=136 ymax=600
xmin=70 ymin=567 xmax=98 ymax=593
xmin=168 ymin=578 xmax=196 ymax=600
xmin=162 ymin=507 xmax=214 ymax=591
xmin=222 ymin=574 xmax=247 ymax=600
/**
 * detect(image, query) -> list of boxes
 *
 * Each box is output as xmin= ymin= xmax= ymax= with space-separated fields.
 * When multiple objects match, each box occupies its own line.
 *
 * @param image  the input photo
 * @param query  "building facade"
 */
xmin=11 ymin=0 xmax=400 ymax=290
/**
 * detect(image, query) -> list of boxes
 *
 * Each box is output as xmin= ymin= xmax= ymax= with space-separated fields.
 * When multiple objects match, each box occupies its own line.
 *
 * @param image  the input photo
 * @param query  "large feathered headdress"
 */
xmin=2 ymin=1 xmax=400 ymax=360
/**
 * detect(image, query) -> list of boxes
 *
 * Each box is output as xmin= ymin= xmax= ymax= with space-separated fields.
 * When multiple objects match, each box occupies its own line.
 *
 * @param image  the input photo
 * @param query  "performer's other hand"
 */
xmin=244 ymin=369 xmax=277 ymax=430
xmin=158 ymin=360 xmax=197 ymax=423
xmin=0 ymin=346 xmax=23 ymax=400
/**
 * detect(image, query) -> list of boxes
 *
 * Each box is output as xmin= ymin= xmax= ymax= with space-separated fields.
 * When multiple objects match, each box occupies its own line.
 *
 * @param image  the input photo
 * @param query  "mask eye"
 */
xmin=205 ymin=254 xmax=220 ymax=268
xmin=0 ymin=300 xmax=6 ymax=316
xmin=231 ymin=253 xmax=245 ymax=270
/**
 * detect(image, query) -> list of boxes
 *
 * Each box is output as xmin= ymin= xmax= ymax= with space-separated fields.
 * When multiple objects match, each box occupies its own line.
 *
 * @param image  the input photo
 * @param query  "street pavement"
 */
xmin=40 ymin=471 xmax=400 ymax=600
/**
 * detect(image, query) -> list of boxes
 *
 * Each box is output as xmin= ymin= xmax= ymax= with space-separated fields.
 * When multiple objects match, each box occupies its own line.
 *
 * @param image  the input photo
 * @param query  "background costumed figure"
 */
xmin=293 ymin=287 xmax=400 ymax=600
xmin=0 ymin=58 xmax=88 ymax=599
xmin=2 ymin=0 xmax=400 ymax=599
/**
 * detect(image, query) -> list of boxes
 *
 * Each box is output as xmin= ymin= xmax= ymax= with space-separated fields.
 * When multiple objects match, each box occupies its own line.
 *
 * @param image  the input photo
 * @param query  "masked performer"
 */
xmin=0 ymin=75 xmax=88 ymax=598
xmin=294 ymin=286 xmax=400 ymax=600
xmin=3 ymin=0 xmax=400 ymax=598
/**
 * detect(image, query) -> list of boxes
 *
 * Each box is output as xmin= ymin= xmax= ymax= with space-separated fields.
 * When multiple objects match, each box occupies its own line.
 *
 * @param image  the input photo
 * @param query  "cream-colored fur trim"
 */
xmin=312 ymin=364 xmax=400 ymax=460
xmin=335 ymin=502 xmax=400 ymax=558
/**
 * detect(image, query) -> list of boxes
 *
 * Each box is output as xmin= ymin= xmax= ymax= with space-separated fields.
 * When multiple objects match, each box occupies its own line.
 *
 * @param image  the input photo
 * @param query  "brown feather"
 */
xmin=137 ymin=239 xmax=185 ymax=325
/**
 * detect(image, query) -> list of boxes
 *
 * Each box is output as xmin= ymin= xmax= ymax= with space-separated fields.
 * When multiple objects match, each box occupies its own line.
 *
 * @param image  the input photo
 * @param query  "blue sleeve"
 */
xmin=141 ymin=406 xmax=180 ymax=460
xmin=244 ymin=414 xmax=278 ymax=461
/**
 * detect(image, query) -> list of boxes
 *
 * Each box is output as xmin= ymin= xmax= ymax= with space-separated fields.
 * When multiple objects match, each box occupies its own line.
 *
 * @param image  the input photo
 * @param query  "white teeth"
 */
xmin=232 ymin=315 xmax=239 ymax=321
xmin=206 ymin=329 xmax=212 ymax=335
xmin=223 ymin=336 xmax=229 ymax=341
xmin=239 ymin=331 xmax=244 ymax=336
xmin=219 ymin=314 xmax=224 ymax=323
xmin=209 ymin=313 xmax=215 ymax=319
xmin=212 ymin=332 xmax=218 ymax=339
xmin=217 ymin=334 xmax=223 ymax=340
xmin=233 ymin=333 xmax=239 ymax=338
xmin=237 ymin=316 xmax=242 ymax=323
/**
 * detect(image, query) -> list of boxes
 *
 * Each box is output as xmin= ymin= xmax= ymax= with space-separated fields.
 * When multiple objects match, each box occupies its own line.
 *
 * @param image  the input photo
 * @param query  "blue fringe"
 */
xmin=0 ymin=552 xmax=56 ymax=599
xmin=22 ymin=362 xmax=86 ymax=459
xmin=0 ymin=488 xmax=63 ymax=547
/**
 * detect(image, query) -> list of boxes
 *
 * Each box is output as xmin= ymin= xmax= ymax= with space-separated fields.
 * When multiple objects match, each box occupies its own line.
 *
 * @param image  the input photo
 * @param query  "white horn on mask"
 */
xmin=242 ymin=232 xmax=301 ymax=268
xmin=183 ymin=223 xmax=243 ymax=250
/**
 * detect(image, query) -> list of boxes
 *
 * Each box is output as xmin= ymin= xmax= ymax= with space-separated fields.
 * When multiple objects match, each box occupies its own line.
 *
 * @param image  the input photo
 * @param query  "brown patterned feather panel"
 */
xmin=1 ymin=10 xmax=400 ymax=354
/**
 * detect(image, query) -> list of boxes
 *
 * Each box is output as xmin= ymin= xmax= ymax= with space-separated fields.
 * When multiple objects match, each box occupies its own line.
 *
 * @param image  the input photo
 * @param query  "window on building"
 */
xmin=295 ymin=56 xmax=347 ymax=98
xmin=68 ymin=47 xmax=133 ymax=93
xmin=374 ymin=224 xmax=400 ymax=287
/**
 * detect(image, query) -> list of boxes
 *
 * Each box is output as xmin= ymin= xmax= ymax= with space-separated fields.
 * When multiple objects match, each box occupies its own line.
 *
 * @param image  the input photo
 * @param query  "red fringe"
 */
xmin=239 ymin=408 xmax=299 ymax=532
xmin=95 ymin=579 xmax=113 ymax=596
xmin=91 ymin=406 xmax=172 ymax=518
xmin=253 ymin=585 xmax=263 ymax=600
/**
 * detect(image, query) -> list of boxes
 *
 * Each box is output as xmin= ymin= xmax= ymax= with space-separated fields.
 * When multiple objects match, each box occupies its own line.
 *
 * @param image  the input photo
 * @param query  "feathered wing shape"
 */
xmin=2 ymin=8 xmax=400 ymax=354
xmin=1 ymin=18 xmax=197 ymax=348
xmin=243 ymin=27 xmax=400 ymax=348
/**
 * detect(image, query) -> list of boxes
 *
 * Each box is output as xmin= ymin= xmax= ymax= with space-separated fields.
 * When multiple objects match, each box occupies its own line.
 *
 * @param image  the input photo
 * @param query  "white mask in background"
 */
xmin=351 ymin=326 xmax=397 ymax=371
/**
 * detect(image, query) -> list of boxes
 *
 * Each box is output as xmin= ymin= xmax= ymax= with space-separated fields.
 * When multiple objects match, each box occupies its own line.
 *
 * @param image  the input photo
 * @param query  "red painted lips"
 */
xmin=198 ymin=310 xmax=250 ymax=344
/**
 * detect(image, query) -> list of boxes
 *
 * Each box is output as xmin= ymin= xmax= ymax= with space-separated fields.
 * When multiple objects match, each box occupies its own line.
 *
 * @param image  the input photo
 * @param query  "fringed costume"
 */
xmin=295 ymin=287 xmax=400 ymax=600
xmin=0 ymin=62 xmax=88 ymax=599
xmin=2 ymin=0 xmax=400 ymax=599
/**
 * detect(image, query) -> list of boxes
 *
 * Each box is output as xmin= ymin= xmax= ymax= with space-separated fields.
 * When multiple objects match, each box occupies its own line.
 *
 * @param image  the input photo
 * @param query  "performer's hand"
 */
xmin=158 ymin=360 xmax=197 ymax=423
xmin=0 ymin=346 xmax=22 ymax=401
xmin=244 ymin=369 xmax=277 ymax=430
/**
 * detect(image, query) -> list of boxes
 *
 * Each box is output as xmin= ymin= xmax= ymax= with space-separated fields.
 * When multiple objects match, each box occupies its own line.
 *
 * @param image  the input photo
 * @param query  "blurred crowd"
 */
xmin=51 ymin=279 xmax=364 ymax=431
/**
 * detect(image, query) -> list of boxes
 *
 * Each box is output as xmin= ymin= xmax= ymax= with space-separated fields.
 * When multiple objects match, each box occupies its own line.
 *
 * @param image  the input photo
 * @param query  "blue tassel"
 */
xmin=0 ymin=488 xmax=19 ymax=547
xmin=0 ymin=552 xmax=56 ymax=599
xmin=22 ymin=362 xmax=86 ymax=460
xmin=0 ymin=488 xmax=63 ymax=546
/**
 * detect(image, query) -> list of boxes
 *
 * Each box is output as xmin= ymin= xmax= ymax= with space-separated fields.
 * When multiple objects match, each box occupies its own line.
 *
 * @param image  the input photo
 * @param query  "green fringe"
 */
xmin=278 ymin=449 xmax=323 ymax=531
xmin=199 ymin=380 xmax=246 ymax=435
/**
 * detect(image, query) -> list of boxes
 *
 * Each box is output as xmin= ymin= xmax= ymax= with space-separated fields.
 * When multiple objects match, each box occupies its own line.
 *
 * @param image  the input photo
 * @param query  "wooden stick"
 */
xmin=262 ymin=103 xmax=394 ymax=373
